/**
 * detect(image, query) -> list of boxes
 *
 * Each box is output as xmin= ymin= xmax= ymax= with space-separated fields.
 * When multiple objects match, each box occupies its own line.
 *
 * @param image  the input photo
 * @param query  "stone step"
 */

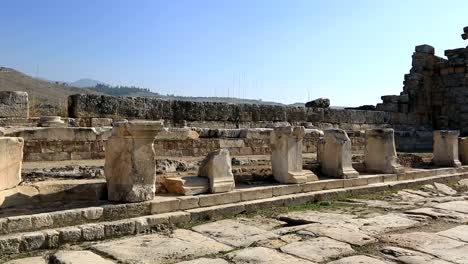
xmin=0 ymin=167 xmax=467 ymax=238
xmin=1 ymin=170 xmax=467 ymax=257
xmin=0 ymin=179 xmax=106 ymax=209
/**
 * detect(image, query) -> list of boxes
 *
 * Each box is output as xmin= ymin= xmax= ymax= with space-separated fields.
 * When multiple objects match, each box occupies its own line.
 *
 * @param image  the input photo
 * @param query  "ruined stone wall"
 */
xmin=153 ymin=128 xmax=366 ymax=157
xmin=378 ymin=44 xmax=468 ymax=135
xmin=68 ymin=94 xmax=392 ymax=129
xmin=0 ymin=91 xmax=28 ymax=118
xmin=1 ymin=127 xmax=111 ymax=161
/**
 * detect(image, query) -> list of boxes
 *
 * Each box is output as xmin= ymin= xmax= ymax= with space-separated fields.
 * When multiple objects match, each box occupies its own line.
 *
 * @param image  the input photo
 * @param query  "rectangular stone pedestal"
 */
xmin=0 ymin=137 xmax=24 ymax=191
xmin=105 ymin=121 xmax=163 ymax=202
xmin=271 ymin=126 xmax=318 ymax=184
xmin=433 ymin=130 xmax=461 ymax=167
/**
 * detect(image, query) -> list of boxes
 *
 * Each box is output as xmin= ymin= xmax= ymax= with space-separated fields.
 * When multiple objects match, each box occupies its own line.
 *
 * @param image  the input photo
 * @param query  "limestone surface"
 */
xmin=432 ymin=201 xmax=468 ymax=214
xmin=382 ymin=232 xmax=468 ymax=264
xmin=458 ymin=137 xmax=468 ymax=164
xmin=327 ymin=255 xmax=388 ymax=264
xmin=300 ymin=223 xmax=376 ymax=246
xmin=381 ymin=246 xmax=453 ymax=264
xmin=163 ymin=176 xmax=209 ymax=195
xmin=4 ymin=256 xmax=47 ymax=264
xmin=155 ymin=127 xmax=199 ymax=140
xmin=92 ymin=229 xmax=232 ymax=264
xmin=176 ymin=258 xmax=228 ymax=264
xmin=191 ymin=219 xmax=278 ymax=247
xmin=52 ymin=250 xmax=114 ymax=264
xmin=0 ymin=137 xmax=24 ymax=191
xmin=321 ymin=129 xmax=359 ymax=179
xmin=226 ymin=247 xmax=315 ymax=264
xmin=364 ymin=129 xmax=404 ymax=174
xmin=198 ymin=149 xmax=235 ymax=193
xmin=270 ymin=126 xmax=317 ymax=184
xmin=433 ymin=130 xmax=461 ymax=167
xmin=105 ymin=120 xmax=163 ymax=202
xmin=0 ymin=91 xmax=28 ymax=118
xmin=280 ymin=237 xmax=355 ymax=262
xmin=437 ymin=225 xmax=468 ymax=243
xmin=433 ymin=182 xmax=457 ymax=195
xmin=38 ymin=116 xmax=66 ymax=128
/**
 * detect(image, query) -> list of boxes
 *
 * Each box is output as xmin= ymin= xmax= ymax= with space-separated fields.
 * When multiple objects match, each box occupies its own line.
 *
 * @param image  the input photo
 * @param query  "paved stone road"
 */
xmin=7 ymin=179 xmax=468 ymax=264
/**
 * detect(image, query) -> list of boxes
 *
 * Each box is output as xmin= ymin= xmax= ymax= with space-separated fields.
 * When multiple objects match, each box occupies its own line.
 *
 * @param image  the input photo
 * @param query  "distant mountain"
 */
xmin=69 ymin=78 xmax=106 ymax=88
xmin=0 ymin=67 xmax=101 ymax=103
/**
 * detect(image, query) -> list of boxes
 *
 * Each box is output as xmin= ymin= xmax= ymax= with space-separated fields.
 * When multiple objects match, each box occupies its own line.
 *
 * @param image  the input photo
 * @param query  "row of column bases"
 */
xmin=271 ymin=127 xmax=403 ymax=183
xmin=272 ymin=128 xmax=465 ymax=183
xmin=104 ymin=120 xmax=465 ymax=203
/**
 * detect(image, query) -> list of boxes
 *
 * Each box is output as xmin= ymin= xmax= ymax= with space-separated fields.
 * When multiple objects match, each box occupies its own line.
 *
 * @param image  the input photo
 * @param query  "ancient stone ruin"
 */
xmin=320 ymin=129 xmax=359 ymax=179
xmin=2 ymin=28 xmax=468 ymax=264
xmin=364 ymin=129 xmax=404 ymax=174
xmin=105 ymin=120 xmax=163 ymax=202
xmin=270 ymin=126 xmax=317 ymax=183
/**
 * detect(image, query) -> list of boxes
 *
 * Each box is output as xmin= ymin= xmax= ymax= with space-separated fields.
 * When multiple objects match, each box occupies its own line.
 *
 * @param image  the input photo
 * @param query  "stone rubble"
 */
xmin=198 ymin=149 xmax=235 ymax=193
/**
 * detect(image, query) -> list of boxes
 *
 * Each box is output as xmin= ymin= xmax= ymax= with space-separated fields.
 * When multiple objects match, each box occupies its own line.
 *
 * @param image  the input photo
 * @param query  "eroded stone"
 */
xmin=92 ymin=229 xmax=232 ymax=264
xmin=321 ymin=129 xmax=359 ymax=179
xmin=270 ymin=126 xmax=317 ymax=184
xmin=433 ymin=130 xmax=461 ymax=167
xmin=105 ymin=120 xmax=163 ymax=202
xmin=280 ymin=237 xmax=354 ymax=263
xmin=364 ymin=129 xmax=404 ymax=174
xmin=198 ymin=149 xmax=235 ymax=193
xmin=52 ymin=250 xmax=114 ymax=264
xmin=0 ymin=137 xmax=24 ymax=191
xmin=327 ymin=255 xmax=388 ymax=264
xmin=227 ymin=247 xmax=315 ymax=264
xmin=191 ymin=219 xmax=278 ymax=247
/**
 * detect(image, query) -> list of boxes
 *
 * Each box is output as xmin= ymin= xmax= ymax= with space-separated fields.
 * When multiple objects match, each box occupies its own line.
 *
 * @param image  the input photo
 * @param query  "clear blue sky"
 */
xmin=1 ymin=0 xmax=467 ymax=106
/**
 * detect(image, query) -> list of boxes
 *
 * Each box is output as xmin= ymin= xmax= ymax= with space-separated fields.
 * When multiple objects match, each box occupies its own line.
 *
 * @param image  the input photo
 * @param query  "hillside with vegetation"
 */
xmin=0 ymin=67 xmax=101 ymax=115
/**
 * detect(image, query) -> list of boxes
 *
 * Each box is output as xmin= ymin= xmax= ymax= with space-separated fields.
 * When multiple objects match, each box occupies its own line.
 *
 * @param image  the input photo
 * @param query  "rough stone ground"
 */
xmin=5 ymin=179 xmax=468 ymax=264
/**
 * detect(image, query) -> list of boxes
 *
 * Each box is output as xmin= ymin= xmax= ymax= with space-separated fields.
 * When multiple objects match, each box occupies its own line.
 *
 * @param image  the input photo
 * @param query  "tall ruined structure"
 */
xmin=378 ymin=27 xmax=468 ymax=135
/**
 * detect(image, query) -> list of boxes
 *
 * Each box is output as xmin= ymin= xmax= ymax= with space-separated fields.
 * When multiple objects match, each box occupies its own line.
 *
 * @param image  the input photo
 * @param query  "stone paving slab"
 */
xmin=51 ymin=250 xmax=115 ymax=264
xmin=405 ymin=207 xmax=468 ymax=223
xmin=382 ymin=232 xmax=468 ymax=264
xmin=278 ymin=211 xmax=357 ymax=225
xmin=327 ymin=255 xmax=389 ymax=264
xmin=4 ymin=256 xmax=47 ymax=264
xmin=437 ymin=225 xmax=468 ymax=242
xmin=177 ymin=258 xmax=229 ymax=264
xmin=226 ymin=247 xmax=316 ymax=264
xmin=354 ymin=213 xmax=421 ymax=235
xmin=280 ymin=237 xmax=355 ymax=262
xmin=298 ymin=223 xmax=376 ymax=246
xmin=92 ymin=229 xmax=232 ymax=264
xmin=236 ymin=216 xmax=287 ymax=231
xmin=381 ymin=246 xmax=453 ymax=264
xmin=191 ymin=219 xmax=278 ymax=247
xmin=432 ymin=201 xmax=468 ymax=214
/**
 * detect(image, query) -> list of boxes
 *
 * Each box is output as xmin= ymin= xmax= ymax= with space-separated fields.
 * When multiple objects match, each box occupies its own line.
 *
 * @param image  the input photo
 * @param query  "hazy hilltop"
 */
xmin=69 ymin=78 xmax=105 ymax=88
xmin=0 ymin=67 xmax=101 ymax=107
